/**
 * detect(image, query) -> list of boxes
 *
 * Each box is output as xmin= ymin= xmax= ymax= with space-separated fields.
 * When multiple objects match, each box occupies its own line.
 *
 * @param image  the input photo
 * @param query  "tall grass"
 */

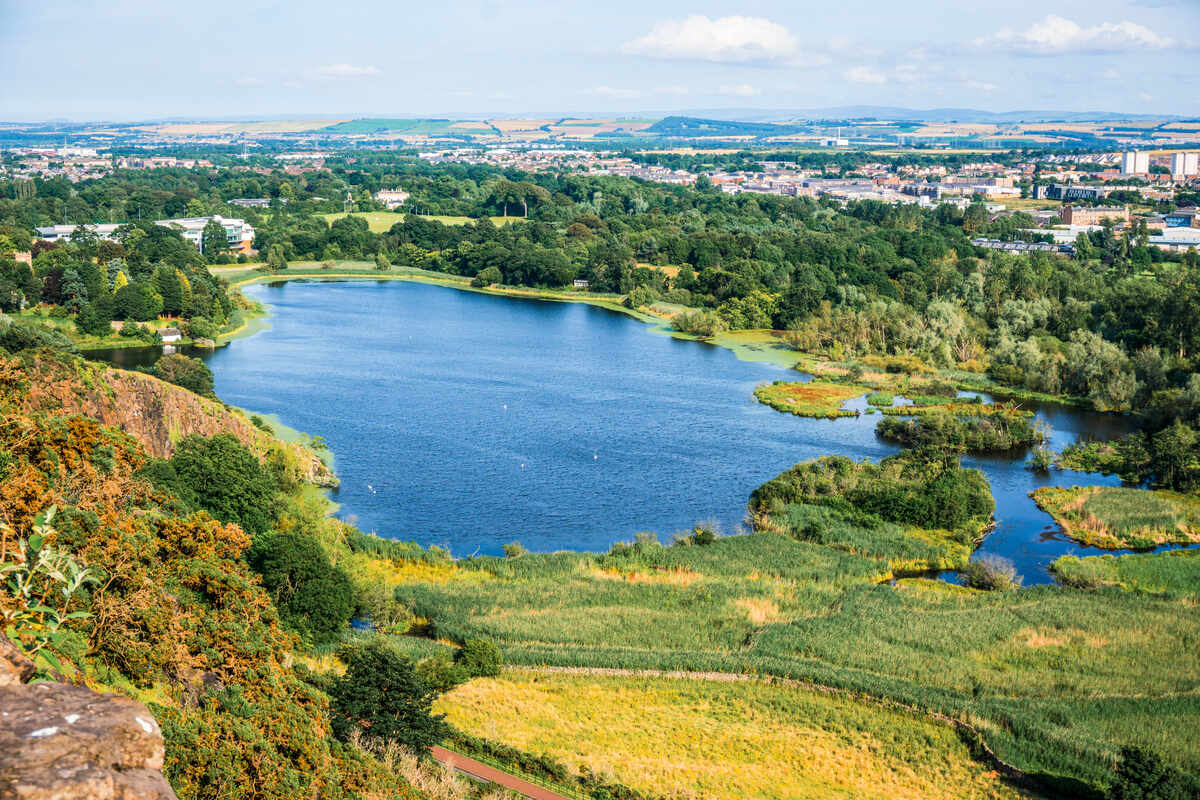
xmin=390 ymin=532 xmax=1200 ymax=790
xmin=437 ymin=671 xmax=1030 ymax=800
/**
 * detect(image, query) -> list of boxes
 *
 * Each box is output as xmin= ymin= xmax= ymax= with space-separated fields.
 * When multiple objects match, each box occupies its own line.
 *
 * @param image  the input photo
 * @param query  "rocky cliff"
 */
xmin=3 ymin=350 xmax=335 ymax=487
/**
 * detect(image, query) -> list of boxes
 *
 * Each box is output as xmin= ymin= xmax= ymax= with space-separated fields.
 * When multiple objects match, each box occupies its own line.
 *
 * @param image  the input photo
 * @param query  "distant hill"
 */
xmin=679 ymin=106 xmax=1184 ymax=124
xmin=645 ymin=116 xmax=808 ymax=138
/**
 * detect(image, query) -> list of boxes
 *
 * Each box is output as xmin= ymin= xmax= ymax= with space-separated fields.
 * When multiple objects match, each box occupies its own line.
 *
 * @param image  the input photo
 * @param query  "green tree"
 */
xmin=1109 ymin=746 xmax=1198 ymax=800
xmin=246 ymin=532 xmax=354 ymax=645
xmin=201 ymin=219 xmax=227 ymax=261
xmin=454 ymin=638 xmax=501 ymax=677
xmin=329 ymin=641 xmax=446 ymax=749
xmin=374 ymin=251 xmax=391 ymax=271
xmin=141 ymin=433 xmax=279 ymax=534
xmin=266 ymin=244 xmax=288 ymax=273
xmin=471 ymin=266 xmax=501 ymax=288
xmin=76 ymin=301 xmax=114 ymax=336
xmin=150 ymin=353 xmax=215 ymax=398
xmin=152 ymin=265 xmax=184 ymax=315
xmin=112 ymin=282 xmax=163 ymax=321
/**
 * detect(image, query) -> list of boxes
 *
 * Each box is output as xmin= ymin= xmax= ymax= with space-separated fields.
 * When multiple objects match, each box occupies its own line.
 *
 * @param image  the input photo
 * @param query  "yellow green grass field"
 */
xmin=320 ymin=212 xmax=515 ymax=233
xmin=753 ymin=379 xmax=863 ymax=418
xmin=1032 ymin=486 xmax=1200 ymax=549
xmin=437 ymin=670 xmax=1030 ymax=800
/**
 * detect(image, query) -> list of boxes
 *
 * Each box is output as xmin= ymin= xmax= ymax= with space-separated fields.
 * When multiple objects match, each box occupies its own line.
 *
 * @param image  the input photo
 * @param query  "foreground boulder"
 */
xmin=0 ymin=682 xmax=177 ymax=800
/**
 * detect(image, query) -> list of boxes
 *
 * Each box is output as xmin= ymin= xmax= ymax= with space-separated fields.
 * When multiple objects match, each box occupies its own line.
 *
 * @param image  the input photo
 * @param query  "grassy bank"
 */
xmin=1032 ymin=486 xmax=1200 ymax=549
xmin=437 ymin=669 xmax=1032 ymax=800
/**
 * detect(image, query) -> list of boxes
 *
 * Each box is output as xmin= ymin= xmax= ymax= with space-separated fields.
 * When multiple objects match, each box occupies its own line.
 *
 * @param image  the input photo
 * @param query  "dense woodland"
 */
xmin=3 ymin=157 xmax=1200 ymax=484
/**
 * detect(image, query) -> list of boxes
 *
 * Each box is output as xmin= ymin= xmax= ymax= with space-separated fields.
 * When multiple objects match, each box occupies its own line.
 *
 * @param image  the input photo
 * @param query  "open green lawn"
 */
xmin=320 ymin=212 xmax=516 ymax=233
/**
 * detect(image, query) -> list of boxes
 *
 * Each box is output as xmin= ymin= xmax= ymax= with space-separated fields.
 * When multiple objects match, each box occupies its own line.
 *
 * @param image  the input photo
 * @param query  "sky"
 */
xmin=1 ymin=0 xmax=1198 ymax=120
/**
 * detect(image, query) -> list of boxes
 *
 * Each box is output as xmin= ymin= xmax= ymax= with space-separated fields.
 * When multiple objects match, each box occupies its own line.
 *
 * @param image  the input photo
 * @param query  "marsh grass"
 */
xmin=1033 ymin=486 xmax=1200 ymax=549
xmin=390 ymin=530 xmax=1200 ymax=789
xmin=752 ymin=380 xmax=862 ymax=418
xmin=436 ymin=670 xmax=1033 ymax=800
xmin=1051 ymin=549 xmax=1200 ymax=599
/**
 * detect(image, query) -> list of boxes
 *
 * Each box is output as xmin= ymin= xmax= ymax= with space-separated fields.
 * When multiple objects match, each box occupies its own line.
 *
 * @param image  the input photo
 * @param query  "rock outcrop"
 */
xmin=0 ymin=681 xmax=178 ymax=800
xmin=5 ymin=351 xmax=336 ymax=487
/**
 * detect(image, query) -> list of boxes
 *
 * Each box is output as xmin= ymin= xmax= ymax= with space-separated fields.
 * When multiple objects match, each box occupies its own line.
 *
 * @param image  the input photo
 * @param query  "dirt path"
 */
xmin=430 ymin=745 xmax=574 ymax=800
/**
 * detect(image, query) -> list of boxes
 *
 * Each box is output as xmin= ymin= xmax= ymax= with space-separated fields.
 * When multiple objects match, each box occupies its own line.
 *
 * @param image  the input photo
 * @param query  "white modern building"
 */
xmin=154 ymin=216 xmax=255 ymax=254
xmin=1171 ymin=152 xmax=1199 ymax=177
xmin=34 ymin=223 xmax=123 ymax=242
xmin=1121 ymin=151 xmax=1150 ymax=174
xmin=374 ymin=189 xmax=410 ymax=210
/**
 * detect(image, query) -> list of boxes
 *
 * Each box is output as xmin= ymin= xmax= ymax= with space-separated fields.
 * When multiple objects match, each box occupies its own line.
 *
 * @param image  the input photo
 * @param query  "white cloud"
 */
xmin=718 ymin=84 xmax=762 ymax=97
xmin=845 ymin=66 xmax=886 ymax=84
xmin=310 ymin=63 xmax=380 ymax=79
xmin=588 ymin=86 xmax=645 ymax=99
xmin=979 ymin=15 xmax=1175 ymax=55
xmin=1101 ymin=68 xmax=1120 ymax=79
xmin=965 ymin=79 xmax=999 ymax=91
xmin=622 ymin=15 xmax=825 ymax=65
xmin=588 ymin=86 xmax=691 ymax=99
xmin=234 ymin=76 xmax=264 ymax=87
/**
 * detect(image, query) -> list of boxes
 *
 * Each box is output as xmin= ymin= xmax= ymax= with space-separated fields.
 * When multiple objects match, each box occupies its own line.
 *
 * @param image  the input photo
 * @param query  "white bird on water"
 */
xmin=367 ymin=484 xmax=377 ymax=494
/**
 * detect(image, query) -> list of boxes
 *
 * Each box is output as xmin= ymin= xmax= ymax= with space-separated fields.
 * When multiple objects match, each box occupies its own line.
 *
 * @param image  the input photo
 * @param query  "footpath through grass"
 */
xmin=437 ymin=669 xmax=1033 ymax=800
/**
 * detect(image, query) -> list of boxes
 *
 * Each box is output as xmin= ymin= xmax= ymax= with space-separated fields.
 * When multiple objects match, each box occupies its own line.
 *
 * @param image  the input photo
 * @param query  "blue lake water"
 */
xmin=95 ymin=279 xmax=1176 ymax=584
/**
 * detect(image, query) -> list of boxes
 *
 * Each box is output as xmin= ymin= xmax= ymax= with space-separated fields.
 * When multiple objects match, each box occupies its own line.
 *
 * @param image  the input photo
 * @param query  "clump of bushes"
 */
xmin=751 ymin=448 xmax=994 ymax=533
xmin=247 ymin=531 xmax=355 ymax=645
xmin=138 ymin=433 xmax=280 ymax=535
xmin=471 ymin=266 xmax=502 ymax=287
xmin=141 ymin=353 xmax=214 ymax=398
xmin=672 ymin=309 xmax=726 ymax=338
xmin=876 ymin=408 xmax=1043 ymax=453
xmin=962 ymin=555 xmax=1022 ymax=591
xmin=330 ymin=640 xmax=445 ymax=750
